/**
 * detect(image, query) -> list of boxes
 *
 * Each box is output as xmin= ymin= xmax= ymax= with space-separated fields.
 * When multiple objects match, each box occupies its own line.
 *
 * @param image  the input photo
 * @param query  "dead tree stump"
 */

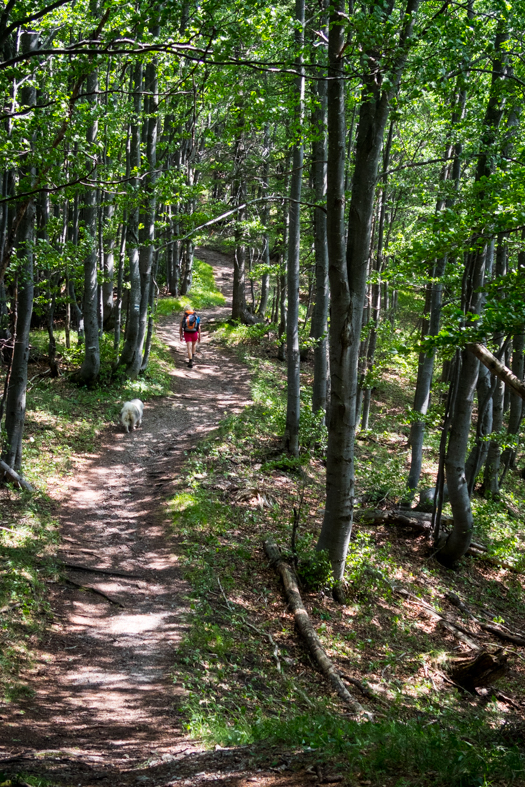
xmin=449 ymin=648 xmax=509 ymax=693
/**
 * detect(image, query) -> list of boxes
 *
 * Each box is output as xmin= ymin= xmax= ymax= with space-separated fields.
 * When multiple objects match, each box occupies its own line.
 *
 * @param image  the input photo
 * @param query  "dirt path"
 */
xmin=0 ymin=250 xmax=305 ymax=785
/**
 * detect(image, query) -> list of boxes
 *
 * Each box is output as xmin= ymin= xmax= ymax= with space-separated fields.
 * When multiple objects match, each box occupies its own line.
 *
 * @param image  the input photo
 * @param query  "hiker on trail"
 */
xmin=180 ymin=307 xmax=201 ymax=368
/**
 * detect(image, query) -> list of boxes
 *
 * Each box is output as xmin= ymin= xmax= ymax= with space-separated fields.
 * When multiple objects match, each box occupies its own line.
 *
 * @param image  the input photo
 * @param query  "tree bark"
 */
xmin=77 ymin=66 xmax=100 ymax=385
xmin=310 ymin=13 xmax=329 ymax=416
xmin=438 ymin=27 xmax=509 ymax=566
xmin=500 ymin=329 xmax=524 ymax=482
xmin=317 ymin=0 xmax=420 ymax=582
xmin=119 ymin=61 xmax=143 ymax=374
xmin=1 ymin=29 xmax=37 ymax=472
xmin=283 ymin=0 xmax=305 ymax=456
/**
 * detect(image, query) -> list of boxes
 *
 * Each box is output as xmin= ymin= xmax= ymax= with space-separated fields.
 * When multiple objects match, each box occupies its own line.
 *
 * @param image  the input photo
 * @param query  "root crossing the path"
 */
xmin=0 ymin=249 xmax=254 ymax=784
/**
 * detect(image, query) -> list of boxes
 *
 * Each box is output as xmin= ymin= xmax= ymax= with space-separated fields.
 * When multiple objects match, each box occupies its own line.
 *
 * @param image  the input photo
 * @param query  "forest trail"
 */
xmin=0 ymin=250 xmax=301 ymax=786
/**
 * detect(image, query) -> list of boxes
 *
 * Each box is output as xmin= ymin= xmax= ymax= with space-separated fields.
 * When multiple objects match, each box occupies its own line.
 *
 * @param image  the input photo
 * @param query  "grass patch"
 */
xmin=0 ymin=489 xmax=58 ymax=703
xmin=187 ymin=706 xmax=525 ymax=785
xmin=156 ymin=258 xmax=225 ymax=315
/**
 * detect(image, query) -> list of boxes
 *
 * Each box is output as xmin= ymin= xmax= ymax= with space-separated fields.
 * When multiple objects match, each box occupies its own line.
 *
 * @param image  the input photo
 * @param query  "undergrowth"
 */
xmin=170 ymin=334 xmax=525 ymax=786
xmin=0 ymin=490 xmax=58 ymax=704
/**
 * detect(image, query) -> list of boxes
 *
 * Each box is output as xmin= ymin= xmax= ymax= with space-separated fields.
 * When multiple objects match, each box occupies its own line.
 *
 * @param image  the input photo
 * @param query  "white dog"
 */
xmin=121 ymin=399 xmax=144 ymax=433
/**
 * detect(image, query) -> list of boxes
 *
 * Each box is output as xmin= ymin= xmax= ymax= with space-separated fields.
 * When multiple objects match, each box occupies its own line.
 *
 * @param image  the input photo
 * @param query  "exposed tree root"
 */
xmin=64 ymin=577 xmax=125 ymax=607
xmin=263 ymin=538 xmax=373 ymax=719
xmin=0 ymin=459 xmax=34 ymax=492
xmin=61 ymin=561 xmax=145 ymax=580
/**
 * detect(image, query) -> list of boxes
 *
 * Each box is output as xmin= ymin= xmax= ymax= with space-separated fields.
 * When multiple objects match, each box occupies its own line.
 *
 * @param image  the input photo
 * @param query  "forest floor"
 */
xmin=0 ymin=250 xmax=314 ymax=786
xmin=2 ymin=250 xmax=525 ymax=787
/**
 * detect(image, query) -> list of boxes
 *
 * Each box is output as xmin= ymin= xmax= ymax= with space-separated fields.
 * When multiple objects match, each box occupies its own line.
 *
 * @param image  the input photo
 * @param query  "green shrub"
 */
xmin=297 ymin=548 xmax=333 ymax=591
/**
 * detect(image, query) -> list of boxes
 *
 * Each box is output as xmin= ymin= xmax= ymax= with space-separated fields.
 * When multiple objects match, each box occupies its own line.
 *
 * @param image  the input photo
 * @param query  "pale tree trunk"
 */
xmin=438 ymin=27 xmax=508 ymax=566
xmin=77 ymin=66 xmax=100 ymax=385
xmin=277 ymin=159 xmax=290 ymax=361
xmin=139 ymin=49 xmax=159 ymax=374
xmin=315 ymin=0 xmax=348 ymax=576
xmin=361 ymin=122 xmax=394 ymax=431
xmin=465 ymin=240 xmax=495 ymax=492
xmin=500 ymin=329 xmax=524 ymax=483
xmin=283 ymin=0 xmax=305 ymax=456
xmin=102 ymin=199 xmax=115 ymax=331
xmin=258 ymin=123 xmax=271 ymax=317
xmin=232 ymin=204 xmax=247 ymax=320
xmin=482 ymin=238 xmax=508 ymax=497
xmin=317 ymin=0 xmax=420 ymax=584
xmin=120 ymin=62 xmax=143 ymax=373
xmin=310 ymin=12 xmax=329 ymax=416
xmin=1 ymin=30 xmax=37 ymax=472
xmin=408 ymin=82 xmax=467 ymax=495
xmin=231 ymin=90 xmax=248 ymax=322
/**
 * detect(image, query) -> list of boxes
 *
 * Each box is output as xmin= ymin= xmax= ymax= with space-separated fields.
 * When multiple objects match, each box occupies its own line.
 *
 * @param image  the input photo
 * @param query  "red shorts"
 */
xmin=184 ymin=331 xmax=199 ymax=343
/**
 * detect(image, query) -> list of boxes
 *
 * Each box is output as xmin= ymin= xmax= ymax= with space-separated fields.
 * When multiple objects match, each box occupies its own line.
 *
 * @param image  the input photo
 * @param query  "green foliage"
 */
xmin=297 ymin=548 xmax=332 ymax=592
xmin=156 ymin=259 xmax=225 ymax=315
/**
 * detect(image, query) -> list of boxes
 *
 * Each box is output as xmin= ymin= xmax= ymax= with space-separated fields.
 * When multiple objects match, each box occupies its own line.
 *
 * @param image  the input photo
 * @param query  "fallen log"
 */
xmin=0 ymin=459 xmax=34 ymax=492
xmin=467 ymin=343 xmax=525 ymax=401
xmin=478 ymin=622 xmax=525 ymax=647
xmin=263 ymin=539 xmax=372 ymax=718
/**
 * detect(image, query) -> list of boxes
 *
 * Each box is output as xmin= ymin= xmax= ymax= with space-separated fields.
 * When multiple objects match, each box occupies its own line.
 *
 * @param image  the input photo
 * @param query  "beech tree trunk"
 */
xmin=283 ymin=0 xmax=305 ymax=456
xmin=120 ymin=62 xmax=143 ymax=374
xmin=317 ymin=0 xmax=420 ymax=583
xmin=438 ymin=27 xmax=508 ymax=566
xmin=1 ymin=30 xmax=37 ymax=472
xmin=139 ymin=50 xmax=159 ymax=374
xmin=500 ymin=330 xmax=524 ymax=482
xmin=77 ymin=67 xmax=100 ymax=386
xmin=310 ymin=25 xmax=329 ymax=416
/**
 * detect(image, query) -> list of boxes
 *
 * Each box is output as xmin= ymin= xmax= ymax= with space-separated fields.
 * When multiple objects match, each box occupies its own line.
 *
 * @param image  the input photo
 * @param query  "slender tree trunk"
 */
xmin=438 ymin=27 xmax=508 ymax=565
xmin=317 ymin=0 xmax=420 ymax=583
xmin=142 ymin=249 xmax=158 ymax=371
xmin=113 ymin=219 xmax=126 ymax=354
xmin=120 ymin=62 xmax=143 ymax=373
xmin=135 ymin=50 xmax=159 ymax=376
xmin=361 ymin=122 xmax=394 ymax=431
xmin=1 ymin=30 xmax=37 ymax=473
xmin=77 ymin=67 xmax=100 ymax=385
xmin=465 ymin=240 xmax=495 ymax=492
xmin=258 ymin=124 xmax=271 ymax=317
xmin=283 ymin=0 xmax=305 ymax=456
xmin=315 ymin=0 xmax=348 ymax=576
xmin=500 ymin=330 xmax=524 ymax=483
xmin=310 ymin=16 xmax=329 ymax=416
xmin=102 ymin=200 xmax=116 ymax=331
